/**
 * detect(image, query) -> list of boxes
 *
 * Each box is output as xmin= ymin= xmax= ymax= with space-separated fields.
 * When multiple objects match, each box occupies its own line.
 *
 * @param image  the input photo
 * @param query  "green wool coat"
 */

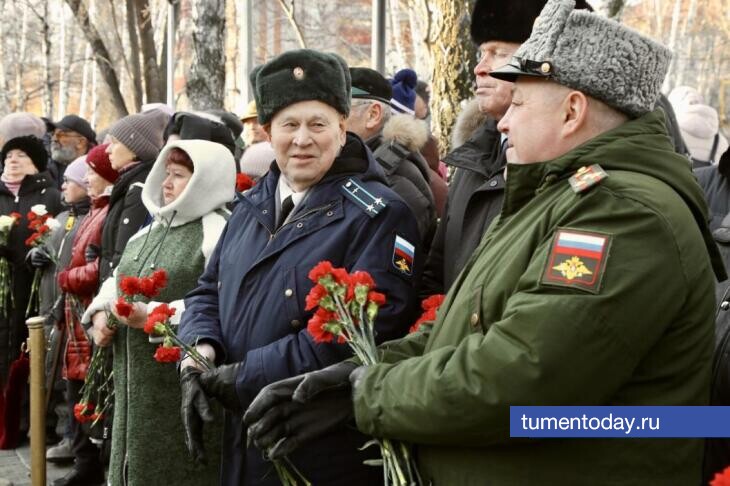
xmin=353 ymin=110 xmax=724 ymax=485
xmin=109 ymin=217 xmax=224 ymax=486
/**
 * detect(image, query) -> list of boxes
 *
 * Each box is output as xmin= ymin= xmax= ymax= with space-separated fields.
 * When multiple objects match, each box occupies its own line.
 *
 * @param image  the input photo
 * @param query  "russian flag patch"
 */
xmin=392 ymin=235 xmax=415 ymax=276
xmin=541 ymin=229 xmax=611 ymax=293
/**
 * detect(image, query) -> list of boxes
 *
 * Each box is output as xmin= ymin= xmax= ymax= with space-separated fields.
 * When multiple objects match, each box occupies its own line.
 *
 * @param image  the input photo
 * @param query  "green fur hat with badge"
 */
xmin=250 ymin=49 xmax=352 ymax=125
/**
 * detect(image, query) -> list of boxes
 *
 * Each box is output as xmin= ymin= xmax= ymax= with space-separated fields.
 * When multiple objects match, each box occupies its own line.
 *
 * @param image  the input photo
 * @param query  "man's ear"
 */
xmin=339 ymin=117 xmax=348 ymax=145
xmin=365 ymin=103 xmax=383 ymax=130
xmin=562 ymin=90 xmax=589 ymax=138
xmin=262 ymin=123 xmax=272 ymax=142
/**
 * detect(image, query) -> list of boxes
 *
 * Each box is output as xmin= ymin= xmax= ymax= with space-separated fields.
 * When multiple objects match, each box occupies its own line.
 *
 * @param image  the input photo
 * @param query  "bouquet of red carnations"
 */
xmin=305 ymin=261 xmax=421 ymax=486
xmin=24 ymin=204 xmax=61 ymax=316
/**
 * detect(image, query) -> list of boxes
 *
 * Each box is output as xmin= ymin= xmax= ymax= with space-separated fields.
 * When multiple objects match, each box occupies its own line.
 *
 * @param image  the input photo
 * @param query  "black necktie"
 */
xmin=278 ymin=195 xmax=294 ymax=228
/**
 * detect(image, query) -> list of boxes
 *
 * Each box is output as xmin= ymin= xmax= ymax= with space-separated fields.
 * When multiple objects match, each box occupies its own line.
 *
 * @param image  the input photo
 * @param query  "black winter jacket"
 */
xmin=0 ymin=172 xmax=62 ymax=383
xmin=420 ymin=117 xmax=505 ymax=297
xmin=99 ymin=162 xmax=151 ymax=284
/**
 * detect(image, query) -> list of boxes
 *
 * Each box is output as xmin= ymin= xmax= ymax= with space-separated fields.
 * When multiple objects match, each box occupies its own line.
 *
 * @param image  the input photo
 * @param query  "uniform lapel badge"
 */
xmin=569 ymin=164 xmax=608 ymax=194
xmin=340 ymin=178 xmax=387 ymax=218
xmin=392 ymin=235 xmax=415 ymax=276
xmin=542 ymin=229 xmax=612 ymax=294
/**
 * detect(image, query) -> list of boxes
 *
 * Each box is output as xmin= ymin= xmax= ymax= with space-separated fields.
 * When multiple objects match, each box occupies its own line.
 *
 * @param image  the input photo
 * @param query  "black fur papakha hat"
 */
xmin=250 ymin=49 xmax=352 ymax=125
xmin=350 ymin=67 xmax=393 ymax=105
xmin=470 ymin=0 xmax=593 ymax=45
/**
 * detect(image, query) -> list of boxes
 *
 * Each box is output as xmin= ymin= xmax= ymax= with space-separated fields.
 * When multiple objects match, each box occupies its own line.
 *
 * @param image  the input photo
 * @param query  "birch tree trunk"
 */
xmin=662 ymin=0 xmax=683 ymax=92
xmin=126 ymin=0 xmax=143 ymax=110
xmin=429 ymin=0 xmax=475 ymax=154
xmin=57 ymin=0 xmax=68 ymax=119
xmin=675 ymin=0 xmax=697 ymax=87
xmin=186 ymin=0 xmax=226 ymax=109
xmin=66 ymin=0 xmax=129 ymax=117
xmin=15 ymin=2 xmax=29 ymax=110
xmin=135 ymin=0 xmax=164 ymax=102
xmin=0 ymin=0 xmax=10 ymax=113
xmin=388 ymin=0 xmax=407 ymax=70
xmin=40 ymin=1 xmax=54 ymax=117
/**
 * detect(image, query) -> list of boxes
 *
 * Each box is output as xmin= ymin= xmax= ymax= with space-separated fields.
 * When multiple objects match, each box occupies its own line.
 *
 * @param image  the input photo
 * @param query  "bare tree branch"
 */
xmin=277 ymin=0 xmax=307 ymax=48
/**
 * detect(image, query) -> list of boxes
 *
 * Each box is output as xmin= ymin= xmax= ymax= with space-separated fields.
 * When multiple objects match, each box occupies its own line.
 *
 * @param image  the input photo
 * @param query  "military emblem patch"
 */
xmin=542 ymin=229 xmax=611 ymax=293
xmin=569 ymin=164 xmax=608 ymax=194
xmin=392 ymin=235 xmax=415 ymax=276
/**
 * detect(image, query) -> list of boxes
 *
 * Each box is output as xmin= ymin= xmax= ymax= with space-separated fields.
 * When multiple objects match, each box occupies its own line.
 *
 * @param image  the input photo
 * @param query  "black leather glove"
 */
xmin=84 ymin=244 xmax=100 ymax=263
xmin=180 ymin=367 xmax=215 ymax=464
xmin=26 ymin=246 xmax=52 ymax=268
xmin=199 ymin=361 xmax=245 ymax=414
xmin=243 ymin=360 xmax=358 ymax=427
xmin=249 ymin=389 xmax=355 ymax=459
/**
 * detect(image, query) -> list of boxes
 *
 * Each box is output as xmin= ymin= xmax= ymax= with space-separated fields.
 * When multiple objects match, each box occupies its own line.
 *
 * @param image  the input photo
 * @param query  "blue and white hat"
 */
xmin=390 ymin=69 xmax=418 ymax=115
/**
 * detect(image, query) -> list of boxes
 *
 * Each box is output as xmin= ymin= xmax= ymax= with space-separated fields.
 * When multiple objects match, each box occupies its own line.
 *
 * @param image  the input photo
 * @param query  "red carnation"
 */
xmin=9 ymin=211 xmax=22 ymax=220
xmin=711 ymin=466 xmax=730 ymax=486
xmin=138 ymin=277 xmax=158 ymax=298
xmin=154 ymin=345 xmax=181 ymax=363
xmin=119 ymin=276 xmax=141 ymax=296
xmin=151 ymin=302 xmax=176 ymax=318
xmin=26 ymin=211 xmax=36 ymax=221
xmin=151 ymin=269 xmax=168 ymax=290
xmin=115 ymin=297 xmax=134 ymax=318
xmin=305 ymin=284 xmax=328 ymax=311
xmin=349 ymin=271 xmax=375 ymax=289
xmin=24 ymin=233 xmax=39 ymax=246
xmin=38 ymin=224 xmax=49 ymax=234
xmin=308 ymin=261 xmax=334 ymax=283
xmin=143 ymin=313 xmax=162 ymax=335
xmin=367 ymin=291 xmax=386 ymax=306
xmin=421 ymin=294 xmax=445 ymax=311
xmin=236 ymin=173 xmax=255 ymax=192
xmin=331 ymin=267 xmax=349 ymax=284
xmin=307 ymin=308 xmax=339 ymax=343
xmin=73 ymin=402 xmax=94 ymax=423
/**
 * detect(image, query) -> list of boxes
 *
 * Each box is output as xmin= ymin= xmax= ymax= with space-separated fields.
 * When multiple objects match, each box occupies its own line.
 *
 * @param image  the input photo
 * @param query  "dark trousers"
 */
xmin=66 ymin=378 xmax=102 ymax=470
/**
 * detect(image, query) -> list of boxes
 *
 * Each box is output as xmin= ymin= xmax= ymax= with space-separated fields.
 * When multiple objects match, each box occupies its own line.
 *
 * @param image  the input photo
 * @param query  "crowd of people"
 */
xmin=0 ymin=0 xmax=729 ymax=485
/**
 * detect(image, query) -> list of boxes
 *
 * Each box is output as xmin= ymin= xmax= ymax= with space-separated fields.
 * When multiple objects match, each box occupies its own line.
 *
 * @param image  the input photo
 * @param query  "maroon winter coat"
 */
xmin=56 ymin=195 xmax=109 ymax=379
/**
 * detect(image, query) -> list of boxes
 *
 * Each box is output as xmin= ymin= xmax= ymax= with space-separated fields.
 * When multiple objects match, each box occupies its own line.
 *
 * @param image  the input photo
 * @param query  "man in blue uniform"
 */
xmin=177 ymin=49 xmax=421 ymax=486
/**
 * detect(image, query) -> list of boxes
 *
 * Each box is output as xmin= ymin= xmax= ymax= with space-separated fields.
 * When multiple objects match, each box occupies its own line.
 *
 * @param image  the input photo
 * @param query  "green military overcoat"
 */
xmin=354 ymin=110 xmax=726 ymax=485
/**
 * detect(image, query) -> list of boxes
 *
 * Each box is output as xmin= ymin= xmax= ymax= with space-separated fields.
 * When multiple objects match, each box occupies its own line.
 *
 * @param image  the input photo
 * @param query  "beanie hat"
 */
xmin=390 ymin=69 xmax=418 ymax=115
xmin=669 ymin=86 xmax=729 ymax=163
xmin=240 ymin=141 xmax=275 ymax=180
xmin=86 ymin=143 xmax=120 ymax=183
xmin=350 ymin=68 xmax=392 ymax=104
xmin=107 ymin=109 xmax=170 ymax=162
xmin=0 ymin=113 xmax=47 ymax=148
xmin=470 ymin=0 xmax=593 ymax=45
xmin=1 ymin=135 xmax=48 ymax=172
xmin=64 ymin=155 xmax=89 ymax=187
xmin=250 ymin=49 xmax=351 ymax=125
xmin=490 ymin=0 xmax=670 ymax=118
xmin=49 ymin=114 xmax=97 ymax=146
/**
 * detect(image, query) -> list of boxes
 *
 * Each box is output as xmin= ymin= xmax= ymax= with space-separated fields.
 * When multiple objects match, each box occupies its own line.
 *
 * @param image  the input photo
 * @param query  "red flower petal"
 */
xmin=367 ymin=291 xmax=386 ymax=306
xmin=421 ymin=294 xmax=446 ymax=311
xmin=151 ymin=269 xmax=168 ymax=290
xmin=138 ymin=278 xmax=158 ymax=298
xmin=308 ymin=261 xmax=334 ymax=283
xmin=305 ymin=284 xmax=328 ymax=311
xmin=154 ymin=345 xmax=181 ymax=363
xmin=115 ymin=297 xmax=134 ymax=318
xmin=119 ymin=276 xmax=141 ymax=296
xmin=236 ymin=173 xmax=255 ymax=192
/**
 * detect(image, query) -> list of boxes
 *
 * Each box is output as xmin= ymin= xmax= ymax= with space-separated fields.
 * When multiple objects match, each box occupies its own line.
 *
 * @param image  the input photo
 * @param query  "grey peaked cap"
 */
xmin=490 ymin=0 xmax=672 ymax=118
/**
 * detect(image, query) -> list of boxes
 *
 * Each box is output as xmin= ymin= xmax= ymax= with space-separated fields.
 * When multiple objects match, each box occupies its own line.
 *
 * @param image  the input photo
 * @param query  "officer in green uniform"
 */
xmin=244 ymin=2 xmax=726 ymax=484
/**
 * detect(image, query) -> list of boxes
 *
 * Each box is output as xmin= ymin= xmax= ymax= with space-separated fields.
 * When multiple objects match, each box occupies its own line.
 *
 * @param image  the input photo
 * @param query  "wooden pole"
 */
xmin=25 ymin=316 xmax=46 ymax=486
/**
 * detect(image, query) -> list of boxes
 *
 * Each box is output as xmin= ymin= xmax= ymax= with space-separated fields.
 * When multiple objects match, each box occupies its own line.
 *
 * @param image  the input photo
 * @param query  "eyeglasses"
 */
xmin=52 ymin=130 xmax=83 ymax=141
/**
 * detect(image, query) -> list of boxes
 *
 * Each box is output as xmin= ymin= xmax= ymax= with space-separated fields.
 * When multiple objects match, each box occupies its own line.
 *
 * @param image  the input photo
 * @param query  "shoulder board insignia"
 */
xmin=541 ymin=228 xmax=612 ymax=294
xmin=569 ymin=164 xmax=608 ymax=194
xmin=340 ymin=178 xmax=387 ymax=218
